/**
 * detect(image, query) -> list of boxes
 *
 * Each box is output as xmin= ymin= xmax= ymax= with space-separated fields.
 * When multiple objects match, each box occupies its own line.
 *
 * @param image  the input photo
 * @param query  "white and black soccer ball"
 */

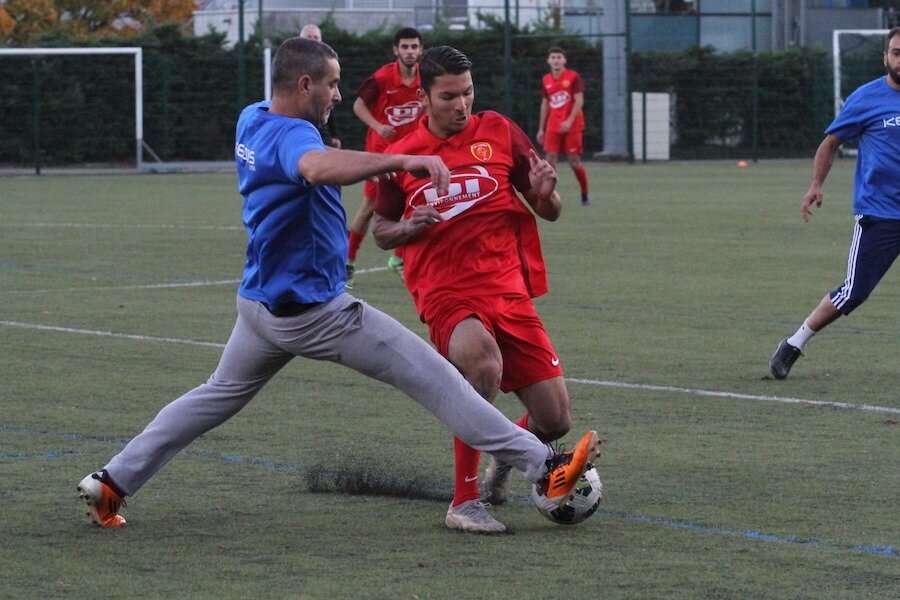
xmin=532 ymin=463 xmax=603 ymax=525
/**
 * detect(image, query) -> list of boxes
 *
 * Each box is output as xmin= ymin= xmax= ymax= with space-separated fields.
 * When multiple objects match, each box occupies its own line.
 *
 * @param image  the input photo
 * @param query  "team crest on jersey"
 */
xmin=549 ymin=90 xmax=571 ymax=109
xmin=470 ymin=142 xmax=493 ymax=162
xmin=408 ymin=165 xmax=499 ymax=221
xmin=385 ymin=101 xmax=424 ymax=127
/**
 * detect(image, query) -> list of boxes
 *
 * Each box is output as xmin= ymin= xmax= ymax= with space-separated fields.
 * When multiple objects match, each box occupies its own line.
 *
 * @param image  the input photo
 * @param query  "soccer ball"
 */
xmin=531 ymin=464 xmax=603 ymax=525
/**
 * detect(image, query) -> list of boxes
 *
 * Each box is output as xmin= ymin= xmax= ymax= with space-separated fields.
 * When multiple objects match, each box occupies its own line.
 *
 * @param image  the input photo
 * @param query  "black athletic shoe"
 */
xmin=769 ymin=338 xmax=802 ymax=380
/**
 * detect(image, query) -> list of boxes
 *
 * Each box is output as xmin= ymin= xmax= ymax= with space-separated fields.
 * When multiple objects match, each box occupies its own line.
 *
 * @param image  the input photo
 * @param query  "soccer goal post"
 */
xmin=832 ymin=29 xmax=888 ymax=156
xmin=0 ymin=47 xmax=143 ymax=172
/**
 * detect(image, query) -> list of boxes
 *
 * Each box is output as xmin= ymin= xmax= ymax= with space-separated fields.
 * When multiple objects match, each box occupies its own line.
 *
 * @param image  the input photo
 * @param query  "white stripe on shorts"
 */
xmin=832 ymin=214 xmax=863 ymax=310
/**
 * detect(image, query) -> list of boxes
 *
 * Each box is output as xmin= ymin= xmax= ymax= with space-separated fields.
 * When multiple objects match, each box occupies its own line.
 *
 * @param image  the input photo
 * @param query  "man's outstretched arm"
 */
xmin=298 ymin=149 xmax=449 ymax=195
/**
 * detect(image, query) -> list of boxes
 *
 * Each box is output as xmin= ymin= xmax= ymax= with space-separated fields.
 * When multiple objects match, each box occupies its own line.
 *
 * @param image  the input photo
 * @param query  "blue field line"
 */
xmin=2 ymin=423 xmax=895 ymax=558
xmin=596 ymin=509 xmax=896 ymax=557
xmin=0 ymin=449 xmax=82 ymax=462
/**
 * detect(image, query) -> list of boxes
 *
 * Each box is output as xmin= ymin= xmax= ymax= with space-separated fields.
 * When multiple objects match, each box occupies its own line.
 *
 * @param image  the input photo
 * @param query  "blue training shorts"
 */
xmin=829 ymin=215 xmax=900 ymax=315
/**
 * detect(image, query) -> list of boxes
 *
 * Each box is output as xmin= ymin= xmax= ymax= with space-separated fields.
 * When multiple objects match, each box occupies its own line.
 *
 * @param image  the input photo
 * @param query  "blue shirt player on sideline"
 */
xmin=769 ymin=27 xmax=900 ymax=380
xmin=76 ymin=37 xmax=601 ymax=529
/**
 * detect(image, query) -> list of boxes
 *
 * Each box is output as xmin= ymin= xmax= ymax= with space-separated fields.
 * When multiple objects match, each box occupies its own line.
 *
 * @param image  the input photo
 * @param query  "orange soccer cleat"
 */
xmin=77 ymin=471 xmax=126 ymax=528
xmin=539 ymin=430 xmax=601 ymax=507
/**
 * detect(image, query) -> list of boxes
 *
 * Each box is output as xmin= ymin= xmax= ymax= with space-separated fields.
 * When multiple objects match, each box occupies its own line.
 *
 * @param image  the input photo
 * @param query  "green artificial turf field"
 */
xmin=0 ymin=161 xmax=896 ymax=598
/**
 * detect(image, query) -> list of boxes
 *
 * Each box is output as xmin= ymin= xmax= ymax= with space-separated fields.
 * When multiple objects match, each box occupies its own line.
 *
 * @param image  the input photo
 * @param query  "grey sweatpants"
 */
xmin=105 ymin=293 xmax=551 ymax=495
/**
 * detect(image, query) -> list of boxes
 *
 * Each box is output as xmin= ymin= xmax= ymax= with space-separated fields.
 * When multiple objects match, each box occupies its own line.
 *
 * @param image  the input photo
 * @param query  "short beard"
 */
xmin=889 ymin=69 xmax=900 ymax=87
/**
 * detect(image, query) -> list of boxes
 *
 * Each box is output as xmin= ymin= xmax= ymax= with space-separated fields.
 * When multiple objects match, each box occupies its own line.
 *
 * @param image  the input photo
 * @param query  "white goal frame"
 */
xmin=832 ymin=29 xmax=888 ymax=157
xmin=0 ymin=47 xmax=143 ymax=170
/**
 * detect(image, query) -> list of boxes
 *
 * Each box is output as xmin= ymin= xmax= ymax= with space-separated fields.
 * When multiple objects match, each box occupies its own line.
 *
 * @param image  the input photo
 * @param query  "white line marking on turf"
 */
xmin=1 ymin=279 xmax=242 ymax=295
xmin=2 ymin=222 xmax=243 ymax=231
xmin=2 ymin=318 xmax=898 ymax=415
xmin=0 ymin=320 xmax=226 ymax=349
xmin=0 ymin=268 xmax=388 ymax=295
xmin=565 ymin=377 xmax=900 ymax=415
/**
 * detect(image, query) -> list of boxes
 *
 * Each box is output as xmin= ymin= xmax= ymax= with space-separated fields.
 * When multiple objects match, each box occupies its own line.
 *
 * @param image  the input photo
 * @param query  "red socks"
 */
xmin=451 ymin=412 xmax=531 ymax=507
xmin=347 ymin=229 xmax=364 ymax=262
xmin=452 ymin=437 xmax=481 ymax=506
xmin=573 ymin=164 xmax=589 ymax=195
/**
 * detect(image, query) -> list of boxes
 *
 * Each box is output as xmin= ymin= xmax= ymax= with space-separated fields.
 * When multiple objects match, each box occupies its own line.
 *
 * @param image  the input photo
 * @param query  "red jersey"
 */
xmin=542 ymin=68 xmax=585 ymax=133
xmin=357 ymin=62 xmax=424 ymax=153
xmin=375 ymin=111 xmax=548 ymax=320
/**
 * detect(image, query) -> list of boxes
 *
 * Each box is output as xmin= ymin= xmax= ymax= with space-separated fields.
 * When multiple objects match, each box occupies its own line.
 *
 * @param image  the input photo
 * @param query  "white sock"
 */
xmin=787 ymin=320 xmax=817 ymax=350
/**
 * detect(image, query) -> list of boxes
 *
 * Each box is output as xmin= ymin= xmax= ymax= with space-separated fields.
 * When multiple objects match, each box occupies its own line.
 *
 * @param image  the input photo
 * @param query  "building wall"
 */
xmin=805 ymin=7 xmax=886 ymax=50
xmin=193 ymin=5 xmax=417 ymax=45
xmin=192 ymin=0 xmax=890 ymax=52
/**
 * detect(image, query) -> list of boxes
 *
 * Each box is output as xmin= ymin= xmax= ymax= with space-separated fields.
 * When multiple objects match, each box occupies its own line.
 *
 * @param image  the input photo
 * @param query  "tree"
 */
xmin=139 ymin=0 xmax=195 ymax=24
xmin=0 ymin=7 xmax=18 ymax=39
xmin=1 ymin=0 xmax=196 ymax=44
xmin=3 ymin=0 xmax=59 ymax=43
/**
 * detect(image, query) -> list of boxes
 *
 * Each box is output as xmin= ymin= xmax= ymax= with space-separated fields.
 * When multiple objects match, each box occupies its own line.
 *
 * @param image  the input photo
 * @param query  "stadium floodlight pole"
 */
xmin=0 ymin=47 xmax=144 ymax=172
xmin=751 ymin=0 xmax=758 ymax=163
xmin=258 ymin=0 xmax=264 ymax=37
xmin=135 ymin=49 xmax=143 ymax=171
xmin=237 ymin=0 xmax=246 ymax=111
xmin=833 ymin=29 xmax=841 ymax=120
xmin=264 ymin=43 xmax=272 ymax=102
xmin=31 ymin=57 xmax=41 ymax=175
xmin=624 ymin=1 xmax=633 ymax=164
xmin=503 ymin=0 xmax=512 ymax=116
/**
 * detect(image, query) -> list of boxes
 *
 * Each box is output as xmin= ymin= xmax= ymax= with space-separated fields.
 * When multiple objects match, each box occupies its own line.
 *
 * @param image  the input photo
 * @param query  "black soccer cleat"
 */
xmin=769 ymin=338 xmax=802 ymax=380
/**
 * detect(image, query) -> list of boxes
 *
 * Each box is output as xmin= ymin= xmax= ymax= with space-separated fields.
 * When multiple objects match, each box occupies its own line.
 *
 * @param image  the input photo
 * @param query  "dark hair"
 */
xmin=887 ymin=27 xmax=900 ymax=52
xmin=547 ymin=46 xmax=566 ymax=57
xmin=394 ymin=27 xmax=422 ymax=46
xmin=419 ymin=46 xmax=473 ymax=93
xmin=272 ymin=37 xmax=338 ymax=94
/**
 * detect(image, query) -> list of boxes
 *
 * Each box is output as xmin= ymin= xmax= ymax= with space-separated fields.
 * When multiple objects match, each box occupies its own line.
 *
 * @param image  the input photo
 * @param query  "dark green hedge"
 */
xmin=630 ymin=46 xmax=837 ymax=159
xmin=0 ymin=23 xmax=873 ymax=166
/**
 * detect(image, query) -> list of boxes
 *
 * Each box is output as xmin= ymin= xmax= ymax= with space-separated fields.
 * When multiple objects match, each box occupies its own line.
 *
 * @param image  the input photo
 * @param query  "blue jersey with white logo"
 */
xmin=234 ymin=101 xmax=347 ymax=307
xmin=825 ymin=77 xmax=900 ymax=219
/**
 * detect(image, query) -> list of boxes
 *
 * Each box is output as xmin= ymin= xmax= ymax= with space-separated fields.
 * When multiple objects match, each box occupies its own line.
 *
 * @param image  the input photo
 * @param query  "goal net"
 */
xmin=0 ymin=48 xmax=143 ymax=173
xmin=832 ymin=29 xmax=888 ymax=156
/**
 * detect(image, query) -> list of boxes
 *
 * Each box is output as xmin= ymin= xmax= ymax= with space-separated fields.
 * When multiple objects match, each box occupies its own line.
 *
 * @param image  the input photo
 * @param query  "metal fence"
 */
xmin=0 ymin=27 xmax=888 ymax=171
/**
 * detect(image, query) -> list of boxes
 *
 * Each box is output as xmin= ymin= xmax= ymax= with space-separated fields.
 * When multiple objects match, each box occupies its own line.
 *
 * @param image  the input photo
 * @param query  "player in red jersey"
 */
xmin=346 ymin=27 xmax=425 ymax=285
xmin=373 ymin=46 xmax=585 ymax=534
xmin=537 ymin=46 xmax=590 ymax=206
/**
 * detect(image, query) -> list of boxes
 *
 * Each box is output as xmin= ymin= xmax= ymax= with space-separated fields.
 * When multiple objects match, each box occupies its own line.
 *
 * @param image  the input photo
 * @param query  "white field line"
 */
xmin=0 ymin=268 xmax=388 ymax=295
xmin=0 ymin=320 xmax=226 ymax=349
xmin=2 ymin=222 xmax=243 ymax=231
xmin=1 ymin=318 xmax=898 ymax=415
xmin=565 ymin=378 xmax=900 ymax=415
xmin=2 ymin=279 xmax=242 ymax=295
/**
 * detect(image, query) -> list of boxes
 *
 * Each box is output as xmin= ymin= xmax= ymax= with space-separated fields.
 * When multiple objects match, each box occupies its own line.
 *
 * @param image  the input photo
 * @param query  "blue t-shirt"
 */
xmin=234 ymin=101 xmax=347 ymax=308
xmin=825 ymin=77 xmax=900 ymax=219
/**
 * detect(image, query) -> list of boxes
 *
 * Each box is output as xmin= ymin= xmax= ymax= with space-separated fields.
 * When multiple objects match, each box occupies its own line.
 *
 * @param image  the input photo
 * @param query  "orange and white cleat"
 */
xmin=77 ymin=471 xmax=126 ymax=528
xmin=539 ymin=430 xmax=601 ymax=507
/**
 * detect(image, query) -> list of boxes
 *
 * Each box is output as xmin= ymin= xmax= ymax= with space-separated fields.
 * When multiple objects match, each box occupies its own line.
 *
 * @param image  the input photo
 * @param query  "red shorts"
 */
xmin=543 ymin=129 xmax=583 ymax=156
xmin=423 ymin=293 xmax=563 ymax=393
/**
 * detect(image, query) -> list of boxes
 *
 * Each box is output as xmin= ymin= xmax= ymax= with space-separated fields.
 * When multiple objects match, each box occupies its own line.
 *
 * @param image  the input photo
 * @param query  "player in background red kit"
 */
xmin=373 ymin=46 xmax=591 ymax=534
xmin=536 ymin=46 xmax=590 ymax=206
xmin=346 ymin=27 xmax=425 ymax=285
